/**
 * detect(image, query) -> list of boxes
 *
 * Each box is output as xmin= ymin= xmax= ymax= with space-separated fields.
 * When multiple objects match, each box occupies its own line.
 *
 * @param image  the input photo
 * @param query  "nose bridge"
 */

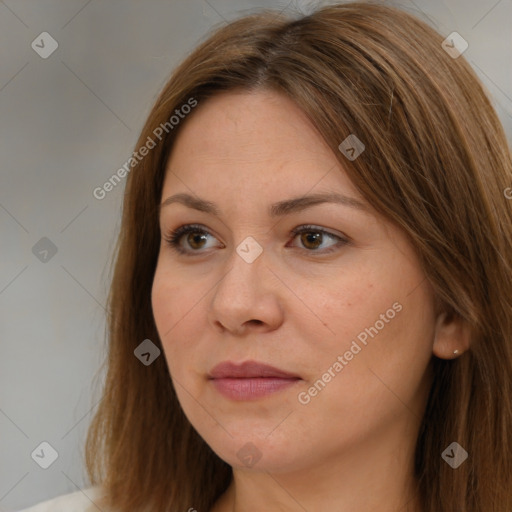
xmin=209 ymin=238 xmax=283 ymax=332
xmin=217 ymin=238 xmax=266 ymax=299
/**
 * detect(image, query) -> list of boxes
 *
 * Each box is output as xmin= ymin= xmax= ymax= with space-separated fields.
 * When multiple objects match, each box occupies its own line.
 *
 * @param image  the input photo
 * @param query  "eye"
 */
xmin=288 ymin=225 xmax=348 ymax=253
xmin=163 ymin=223 xmax=349 ymax=256
xmin=163 ymin=224 xmax=222 ymax=255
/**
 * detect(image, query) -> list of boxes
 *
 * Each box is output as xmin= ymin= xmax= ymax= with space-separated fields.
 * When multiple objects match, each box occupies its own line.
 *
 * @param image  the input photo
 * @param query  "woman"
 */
xmin=21 ymin=2 xmax=512 ymax=511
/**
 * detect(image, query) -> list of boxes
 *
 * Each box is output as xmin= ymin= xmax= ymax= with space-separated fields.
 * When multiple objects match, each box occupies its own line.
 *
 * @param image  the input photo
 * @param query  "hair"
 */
xmin=84 ymin=2 xmax=512 ymax=511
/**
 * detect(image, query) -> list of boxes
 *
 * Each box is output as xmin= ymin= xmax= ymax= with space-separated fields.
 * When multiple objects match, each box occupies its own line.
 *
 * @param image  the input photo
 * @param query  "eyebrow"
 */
xmin=158 ymin=191 xmax=368 ymax=217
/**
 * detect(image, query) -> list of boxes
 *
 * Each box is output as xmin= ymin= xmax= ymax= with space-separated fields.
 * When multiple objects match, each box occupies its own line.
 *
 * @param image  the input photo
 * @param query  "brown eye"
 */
xmin=300 ymin=231 xmax=323 ymax=250
xmin=164 ymin=224 xmax=221 ymax=255
xmin=186 ymin=231 xmax=209 ymax=250
xmin=289 ymin=225 xmax=349 ymax=254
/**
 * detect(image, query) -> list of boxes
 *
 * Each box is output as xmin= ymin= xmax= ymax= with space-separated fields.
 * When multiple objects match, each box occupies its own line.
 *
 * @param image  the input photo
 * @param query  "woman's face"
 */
xmin=152 ymin=89 xmax=437 ymax=474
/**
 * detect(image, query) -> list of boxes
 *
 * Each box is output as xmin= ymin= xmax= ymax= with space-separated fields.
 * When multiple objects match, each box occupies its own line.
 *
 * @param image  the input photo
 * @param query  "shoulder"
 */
xmin=17 ymin=486 xmax=104 ymax=512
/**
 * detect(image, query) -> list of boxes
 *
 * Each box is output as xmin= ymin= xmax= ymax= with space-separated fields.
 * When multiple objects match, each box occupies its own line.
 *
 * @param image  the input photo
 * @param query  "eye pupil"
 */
xmin=188 ymin=232 xmax=208 ymax=249
xmin=301 ymin=232 xmax=322 ymax=249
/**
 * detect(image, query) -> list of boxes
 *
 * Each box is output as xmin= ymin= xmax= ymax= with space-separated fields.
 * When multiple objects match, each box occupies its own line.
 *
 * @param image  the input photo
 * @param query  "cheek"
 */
xmin=298 ymin=290 xmax=435 ymax=436
xmin=151 ymin=264 xmax=201 ymax=349
xmin=151 ymin=269 xmax=174 ymax=336
xmin=306 ymin=272 xmax=388 ymax=340
xmin=152 ymin=280 xmax=190 ymax=393
xmin=309 ymin=259 xmax=435 ymax=368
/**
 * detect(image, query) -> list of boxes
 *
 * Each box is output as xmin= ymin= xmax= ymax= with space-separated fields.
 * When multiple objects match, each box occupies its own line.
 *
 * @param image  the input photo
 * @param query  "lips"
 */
xmin=208 ymin=360 xmax=301 ymax=400
xmin=209 ymin=360 xmax=300 ymax=379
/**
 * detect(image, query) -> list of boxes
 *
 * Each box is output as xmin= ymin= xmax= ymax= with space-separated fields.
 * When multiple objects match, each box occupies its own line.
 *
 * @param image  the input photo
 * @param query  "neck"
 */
xmin=212 ymin=416 xmax=424 ymax=512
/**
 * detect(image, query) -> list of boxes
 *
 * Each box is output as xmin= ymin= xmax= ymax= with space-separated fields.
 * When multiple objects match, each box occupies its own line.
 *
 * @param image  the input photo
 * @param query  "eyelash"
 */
xmin=163 ymin=223 xmax=350 ymax=256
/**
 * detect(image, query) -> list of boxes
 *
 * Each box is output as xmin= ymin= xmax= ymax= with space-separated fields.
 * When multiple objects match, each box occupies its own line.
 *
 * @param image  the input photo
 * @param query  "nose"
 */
xmin=208 ymin=245 xmax=284 ymax=336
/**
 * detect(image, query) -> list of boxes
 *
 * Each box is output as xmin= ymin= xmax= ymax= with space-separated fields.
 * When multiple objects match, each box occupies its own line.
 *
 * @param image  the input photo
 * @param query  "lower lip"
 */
xmin=210 ymin=377 xmax=300 ymax=400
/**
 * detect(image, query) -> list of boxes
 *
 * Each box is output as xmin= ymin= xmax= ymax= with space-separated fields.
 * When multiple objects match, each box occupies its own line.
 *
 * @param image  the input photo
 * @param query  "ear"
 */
xmin=432 ymin=310 xmax=471 ymax=359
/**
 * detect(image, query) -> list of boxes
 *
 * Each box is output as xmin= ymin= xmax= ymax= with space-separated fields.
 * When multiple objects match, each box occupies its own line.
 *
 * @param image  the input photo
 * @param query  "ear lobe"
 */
xmin=432 ymin=310 xmax=471 ymax=359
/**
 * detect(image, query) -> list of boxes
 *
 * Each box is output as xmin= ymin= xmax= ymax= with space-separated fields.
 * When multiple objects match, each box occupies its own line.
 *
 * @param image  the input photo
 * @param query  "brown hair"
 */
xmin=84 ymin=2 xmax=512 ymax=511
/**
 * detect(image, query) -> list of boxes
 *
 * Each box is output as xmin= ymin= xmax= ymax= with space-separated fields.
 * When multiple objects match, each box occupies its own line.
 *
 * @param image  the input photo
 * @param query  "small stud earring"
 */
xmin=453 ymin=349 xmax=459 ymax=355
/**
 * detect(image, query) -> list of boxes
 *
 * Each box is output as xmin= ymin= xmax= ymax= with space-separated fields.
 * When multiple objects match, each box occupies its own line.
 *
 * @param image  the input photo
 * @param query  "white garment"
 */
xmin=17 ymin=486 xmax=104 ymax=512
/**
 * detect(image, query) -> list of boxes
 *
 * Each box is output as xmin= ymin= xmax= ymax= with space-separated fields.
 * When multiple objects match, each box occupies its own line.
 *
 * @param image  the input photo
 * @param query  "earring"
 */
xmin=453 ymin=349 xmax=459 ymax=355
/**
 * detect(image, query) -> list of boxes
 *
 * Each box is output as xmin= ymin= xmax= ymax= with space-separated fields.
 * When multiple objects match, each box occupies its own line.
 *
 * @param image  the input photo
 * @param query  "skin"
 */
xmin=151 ymin=89 xmax=469 ymax=512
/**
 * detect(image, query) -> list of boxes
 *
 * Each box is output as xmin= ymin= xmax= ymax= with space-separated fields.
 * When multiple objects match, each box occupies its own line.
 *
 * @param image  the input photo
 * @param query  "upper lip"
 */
xmin=209 ymin=360 xmax=301 ymax=379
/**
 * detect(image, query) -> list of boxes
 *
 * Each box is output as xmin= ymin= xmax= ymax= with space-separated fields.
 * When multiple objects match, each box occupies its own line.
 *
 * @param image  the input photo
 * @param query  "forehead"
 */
xmin=162 ymin=90 xmax=361 ymax=201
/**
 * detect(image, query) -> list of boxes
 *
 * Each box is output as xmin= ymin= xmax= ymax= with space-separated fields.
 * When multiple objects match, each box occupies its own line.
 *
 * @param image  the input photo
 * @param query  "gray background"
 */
xmin=1 ymin=0 xmax=511 ymax=510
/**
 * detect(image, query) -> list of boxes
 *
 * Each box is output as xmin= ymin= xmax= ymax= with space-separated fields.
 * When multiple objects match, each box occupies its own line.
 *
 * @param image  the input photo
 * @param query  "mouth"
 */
xmin=208 ymin=360 xmax=302 ymax=401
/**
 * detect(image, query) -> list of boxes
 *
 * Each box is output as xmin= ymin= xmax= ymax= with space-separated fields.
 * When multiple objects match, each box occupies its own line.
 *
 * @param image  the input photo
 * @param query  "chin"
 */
xmin=200 ymin=427 xmax=305 ymax=473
